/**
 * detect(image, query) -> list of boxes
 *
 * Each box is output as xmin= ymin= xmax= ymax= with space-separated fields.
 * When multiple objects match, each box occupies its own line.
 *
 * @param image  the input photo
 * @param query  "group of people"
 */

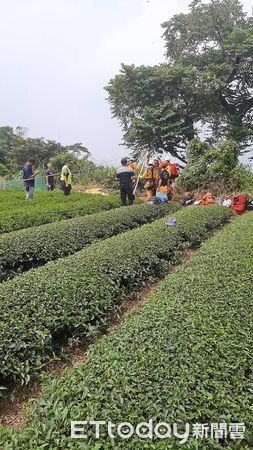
xmin=140 ymin=157 xmax=178 ymax=200
xmin=23 ymin=154 xmax=179 ymax=204
xmin=116 ymin=156 xmax=179 ymax=206
xmin=22 ymin=158 xmax=73 ymax=199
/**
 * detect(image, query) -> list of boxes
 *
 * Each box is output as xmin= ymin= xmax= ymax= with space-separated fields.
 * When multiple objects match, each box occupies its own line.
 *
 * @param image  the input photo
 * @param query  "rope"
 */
xmin=22 ymin=173 xmax=60 ymax=183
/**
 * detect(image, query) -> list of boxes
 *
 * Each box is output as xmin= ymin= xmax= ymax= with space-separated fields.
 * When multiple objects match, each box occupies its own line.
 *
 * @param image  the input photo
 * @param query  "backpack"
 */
xmin=246 ymin=200 xmax=253 ymax=211
xmin=160 ymin=169 xmax=170 ymax=186
xmin=156 ymin=192 xmax=168 ymax=204
xmin=170 ymin=163 xmax=180 ymax=179
xmin=231 ymin=195 xmax=247 ymax=215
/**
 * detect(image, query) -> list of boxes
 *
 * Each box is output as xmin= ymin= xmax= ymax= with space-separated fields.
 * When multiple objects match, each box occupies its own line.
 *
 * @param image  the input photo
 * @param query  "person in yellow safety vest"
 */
xmin=60 ymin=159 xmax=73 ymax=196
xmin=140 ymin=160 xmax=158 ymax=199
xmin=128 ymin=158 xmax=141 ymax=172
xmin=147 ymin=157 xmax=161 ymax=182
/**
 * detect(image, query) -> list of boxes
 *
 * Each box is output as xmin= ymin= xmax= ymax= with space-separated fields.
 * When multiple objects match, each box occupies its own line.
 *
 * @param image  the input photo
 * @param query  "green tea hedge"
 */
xmin=0 ymin=203 xmax=180 ymax=281
xmin=0 ymin=190 xmax=90 ymax=208
xmin=0 ymin=190 xmax=122 ymax=210
xmin=2 ymin=211 xmax=252 ymax=450
xmin=0 ymin=192 xmax=121 ymax=233
xmin=0 ymin=206 xmax=233 ymax=385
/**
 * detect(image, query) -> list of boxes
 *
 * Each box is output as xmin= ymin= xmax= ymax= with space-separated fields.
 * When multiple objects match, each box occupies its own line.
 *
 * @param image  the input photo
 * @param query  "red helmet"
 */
xmin=161 ymin=160 xmax=168 ymax=168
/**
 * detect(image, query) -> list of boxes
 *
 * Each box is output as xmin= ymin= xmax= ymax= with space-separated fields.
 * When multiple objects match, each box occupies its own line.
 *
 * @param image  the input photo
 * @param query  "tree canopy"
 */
xmin=0 ymin=126 xmax=90 ymax=172
xmin=105 ymin=0 xmax=253 ymax=161
xmin=162 ymin=0 xmax=253 ymax=144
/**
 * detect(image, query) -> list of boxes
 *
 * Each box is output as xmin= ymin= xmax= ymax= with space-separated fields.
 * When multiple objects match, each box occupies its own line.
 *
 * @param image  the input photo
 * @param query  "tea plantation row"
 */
xmin=0 ymin=203 xmax=180 ymax=280
xmin=0 ymin=206 xmax=233 ymax=384
xmin=2 ymin=212 xmax=252 ymax=450
xmin=0 ymin=193 xmax=121 ymax=233
xmin=0 ymin=191 xmax=92 ymax=209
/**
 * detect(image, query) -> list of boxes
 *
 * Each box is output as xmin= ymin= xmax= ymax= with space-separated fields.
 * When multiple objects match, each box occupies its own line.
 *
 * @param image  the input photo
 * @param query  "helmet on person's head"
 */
xmin=129 ymin=157 xmax=134 ymax=161
xmin=153 ymin=158 xmax=159 ymax=166
xmin=161 ymin=160 xmax=168 ymax=168
xmin=121 ymin=157 xmax=128 ymax=165
xmin=148 ymin=159 xmax=154 ymax=165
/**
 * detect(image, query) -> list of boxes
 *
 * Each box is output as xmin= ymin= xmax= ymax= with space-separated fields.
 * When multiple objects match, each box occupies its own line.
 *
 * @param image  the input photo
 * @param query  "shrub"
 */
xmin=0 ymin=163 xmax=10 ymax=177
xmin=230 ymin=165 xmax=253 ymax=194
xmin=178 ymin=138 xmax=241 ymax=191
xmin=77 ymin=165 xmax=118 ymax=190
xmin=0 ymin=203 xmax=181 ymax=280
xmin=0 ymin=206 xmax=233 ymax=384
xmin=2 ymin=211 xmax=252 ymax=450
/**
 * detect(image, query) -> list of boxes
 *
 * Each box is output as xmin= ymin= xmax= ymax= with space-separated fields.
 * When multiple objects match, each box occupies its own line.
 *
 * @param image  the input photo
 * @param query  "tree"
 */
xmin=106 ymin=0 xmax=253 ymax=161
xmin=0 ymin=126 xmax=15 ymax=165
xmin=162 ymin=0 xmax=253 ymax=146
xmin=8 ymin=136 xmax=65 ymax=169
xmin=105 ymin=64 xmax=201 ymax=163
xmin=0 ymin=126 xmax=90 ymax=172
xmin=49 ymin=153 xmax=94 ymax=176
xmin=64 ymin=143 xmax=90 ymax=160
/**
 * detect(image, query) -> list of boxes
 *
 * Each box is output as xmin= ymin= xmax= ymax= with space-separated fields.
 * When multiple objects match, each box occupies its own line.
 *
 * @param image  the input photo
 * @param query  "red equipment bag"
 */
xmin=170 ymin=163 xmax=180 ymax=179
xmin=231 ymin=195 xmax=247 ymax=215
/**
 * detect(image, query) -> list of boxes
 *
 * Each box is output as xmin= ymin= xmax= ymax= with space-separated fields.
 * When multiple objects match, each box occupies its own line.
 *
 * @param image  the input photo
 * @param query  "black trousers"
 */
xmin=120 ymin=184 xmax=134 ymax=206
xmin=63 ymin=184 xmax=72 ymax=196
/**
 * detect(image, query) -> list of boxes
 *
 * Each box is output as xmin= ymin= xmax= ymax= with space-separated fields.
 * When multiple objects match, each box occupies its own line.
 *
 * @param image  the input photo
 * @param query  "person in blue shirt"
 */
xmin=23 ymin=158 xmax=39 ymax=200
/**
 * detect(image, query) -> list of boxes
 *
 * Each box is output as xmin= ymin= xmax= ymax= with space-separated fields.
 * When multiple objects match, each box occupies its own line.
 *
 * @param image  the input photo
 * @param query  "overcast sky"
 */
xmin=0 ymin=0 xmax=252 ymax=165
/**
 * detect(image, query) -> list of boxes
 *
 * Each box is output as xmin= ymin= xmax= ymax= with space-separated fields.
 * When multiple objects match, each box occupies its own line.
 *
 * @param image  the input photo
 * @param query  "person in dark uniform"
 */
xmin=45 ymin=163 xmax=55 ymax=191
xmin=116 ymin=158 xmax=136 ymax=206
xmin=22 ymin=158 xmax=39 ymax=200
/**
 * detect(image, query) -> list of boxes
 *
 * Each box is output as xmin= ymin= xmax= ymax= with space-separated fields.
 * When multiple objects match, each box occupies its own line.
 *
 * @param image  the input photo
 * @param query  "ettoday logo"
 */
xmin=71 ymin=420 xmax=246 ymax=443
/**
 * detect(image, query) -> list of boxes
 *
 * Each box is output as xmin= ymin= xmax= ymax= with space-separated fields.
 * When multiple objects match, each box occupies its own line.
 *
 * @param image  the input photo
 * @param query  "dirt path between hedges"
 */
xmin=0 ymin=247 xmax=197 ymax=428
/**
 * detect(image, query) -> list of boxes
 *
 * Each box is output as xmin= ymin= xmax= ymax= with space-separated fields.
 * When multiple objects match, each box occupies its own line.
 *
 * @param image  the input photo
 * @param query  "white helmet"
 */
xmin=148 ymin=159 xmax=154 ymax=165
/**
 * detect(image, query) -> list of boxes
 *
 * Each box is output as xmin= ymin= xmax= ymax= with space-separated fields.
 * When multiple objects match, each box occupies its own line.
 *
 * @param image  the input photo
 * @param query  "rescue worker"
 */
xmin=117 ymin=157 xmax=135 ymax=206
xmin=165 ymin=159 xmax=172 ymax=179
xmin=200 ymin=192 xmax=215 ymax=205
xmin=141 ymin=160 xmax=157 ymax=200
xmin=23 ymin=158 xmax=39 ymax=200
xmin=60 ymin=159 xmax=73 ymax=196
xmin=158 ymin=160 xmax=170 ymax=196
xmin=167 ymin=181 xmax=174 ymax=201
xmin=129 ymin=158 xmax=140 ymax=172
xmin=153 ymin=158 xmax=161 ymax=186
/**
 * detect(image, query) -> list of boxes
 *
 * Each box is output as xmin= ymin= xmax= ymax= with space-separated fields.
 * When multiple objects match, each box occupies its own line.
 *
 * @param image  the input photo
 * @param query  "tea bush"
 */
xmin=0 ymin=203 xmax=181 ymax=280
xmin=0 ymin=206 xmax=233 ymax=385
xmin=0 ymin=192 xmax=121 ymax=233
xmin=2 ymin=211 xmax=252 ymax=450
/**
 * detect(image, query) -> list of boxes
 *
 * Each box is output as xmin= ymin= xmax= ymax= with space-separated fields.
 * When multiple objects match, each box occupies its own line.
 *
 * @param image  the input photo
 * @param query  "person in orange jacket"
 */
xmin=140 ymin=160 xmax=158 ymax=199
xmin=167 ymin=181 xmax=174 ymax=200
xmin=153 ymin=158 xmax=161 ymax=183
xmin=199 ymin=192 xmax=215 ymax=206
xmin=146 ymin=157 xmax=160 ymax=183
xmin=165 ymin=159 xmax=172 ymax=178
xmin=128 ymin=158 xmax=141 ymax=172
